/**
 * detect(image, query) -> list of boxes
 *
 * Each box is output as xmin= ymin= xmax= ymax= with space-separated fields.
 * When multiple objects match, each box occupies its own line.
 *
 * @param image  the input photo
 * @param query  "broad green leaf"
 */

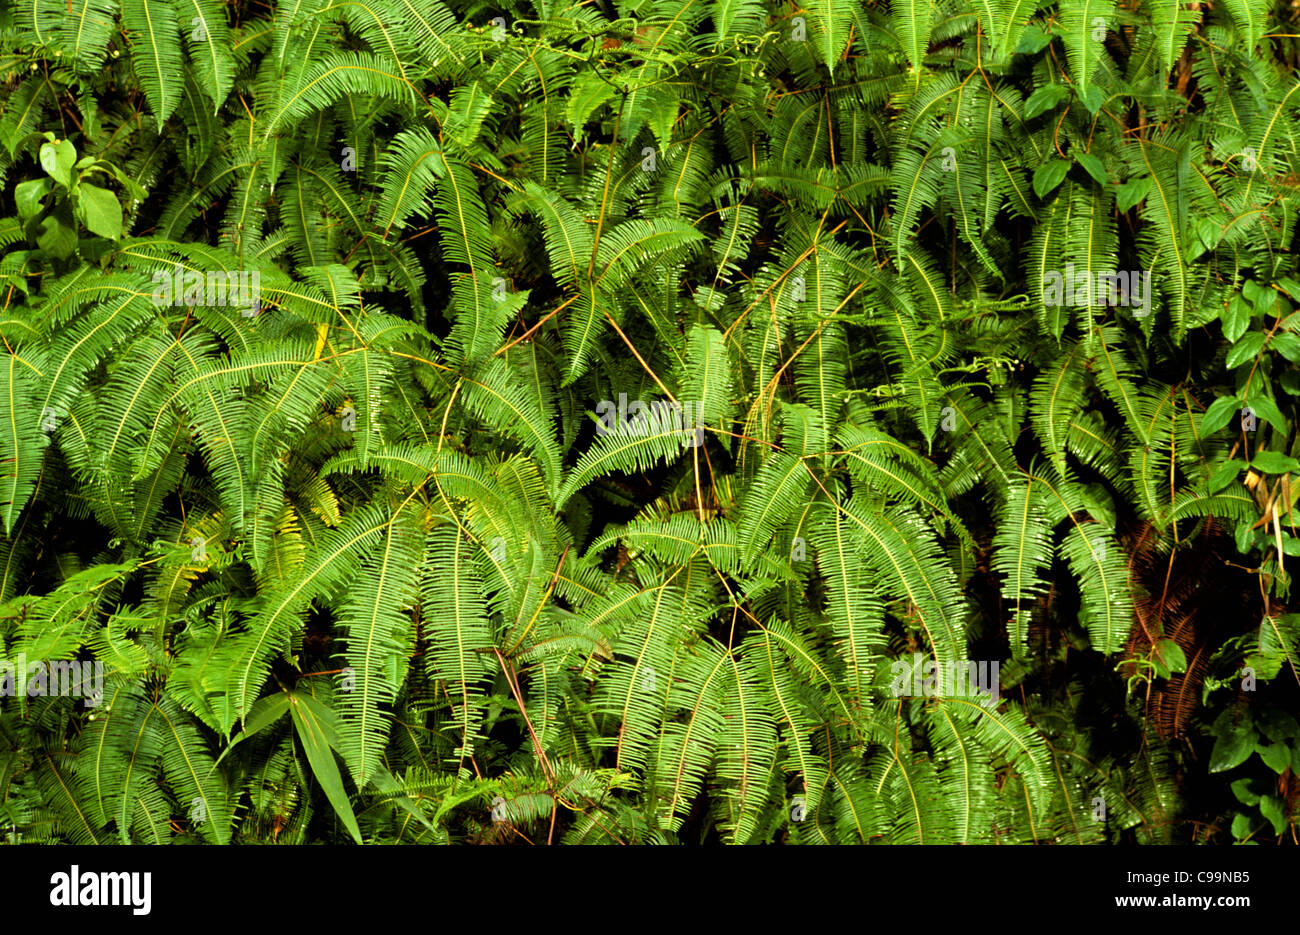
xmin=39 ymin=139 xmax=76 ymax=188
xmin=1259 ymin=742 xmax=1290 ymax=774
xmin=1032 ymin=159 xmax=1070 ymax=198
xmin=1153 ymin=638 xmax=1187 ymax=675
xmin=1226 ymin=331 xmax=1266 ymax=368
xmin=1221 ymin=295 xmax=1251 ymax=342
xmin=1024 ymin=84 xmax=1070 ymax=120
xmin=1250 ymin=450 xmax=1300 ymax=474
xmin=1076 ymin=152 xmax=1108 ymax=186
xmin=1116 ymin=176 xmax=1151 ymax=212
xmin=1210 ymin=728 xmax=1255 ymax=773
xmin=15 ymin=178 xmax=51 ymax=220
xmin=77 ymin=183 xmax=123 ymax=240
xmin=1201 ymin=397 xmax=1240 ymax=435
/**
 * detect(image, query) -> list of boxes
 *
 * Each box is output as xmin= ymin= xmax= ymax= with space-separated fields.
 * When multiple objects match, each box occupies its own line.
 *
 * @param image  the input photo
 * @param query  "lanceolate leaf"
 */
xmin=288 ymin=690 xmax=364 ymax=844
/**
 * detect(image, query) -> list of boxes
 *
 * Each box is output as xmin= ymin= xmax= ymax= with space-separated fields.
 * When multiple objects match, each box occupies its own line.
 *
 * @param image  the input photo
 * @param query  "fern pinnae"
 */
xmin=337 ymin=501 xmax=422 ymax=786
xmin=4 ymin=0 xmax=1288 ymax=846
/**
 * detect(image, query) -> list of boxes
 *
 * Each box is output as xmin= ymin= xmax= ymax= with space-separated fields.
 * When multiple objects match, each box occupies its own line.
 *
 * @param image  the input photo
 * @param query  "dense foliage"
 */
xmin=0 ymin=0 xmax=1298 ymax=845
